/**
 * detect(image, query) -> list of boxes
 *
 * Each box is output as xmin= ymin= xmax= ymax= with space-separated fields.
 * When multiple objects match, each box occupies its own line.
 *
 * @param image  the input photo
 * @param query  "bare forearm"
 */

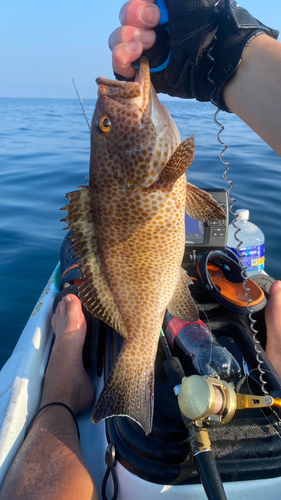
xmin=224 ymin=34 xmax=281 ymax=156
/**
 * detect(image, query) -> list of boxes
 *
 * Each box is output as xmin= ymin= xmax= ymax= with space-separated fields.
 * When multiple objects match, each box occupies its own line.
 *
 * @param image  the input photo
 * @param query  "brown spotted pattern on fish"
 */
xmin=62 ymin=57 xmax=225 ymax=435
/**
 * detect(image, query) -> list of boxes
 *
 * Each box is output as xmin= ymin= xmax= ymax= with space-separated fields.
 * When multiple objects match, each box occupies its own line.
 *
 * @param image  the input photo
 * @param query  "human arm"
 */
xmin=109 ymin=0 xmax=281 ymax=156
xmin=224 ymin=34 xmax=281 ymax=156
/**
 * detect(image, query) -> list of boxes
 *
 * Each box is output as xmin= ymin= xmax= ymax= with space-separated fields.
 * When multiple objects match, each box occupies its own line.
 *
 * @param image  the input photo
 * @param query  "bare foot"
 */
xmin=40 ymin=294 xmax=95 ymax=414
xmin=265 ymin=281 xmax=281 ymax=378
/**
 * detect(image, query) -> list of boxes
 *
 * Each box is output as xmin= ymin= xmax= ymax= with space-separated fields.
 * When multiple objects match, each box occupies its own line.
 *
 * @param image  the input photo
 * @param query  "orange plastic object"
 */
xmin=197 ymin=262 xmax=265 ymax=308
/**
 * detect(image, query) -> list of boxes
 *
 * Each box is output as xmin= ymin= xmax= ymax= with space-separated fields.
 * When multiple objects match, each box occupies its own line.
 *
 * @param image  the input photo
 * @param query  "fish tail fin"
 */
xmin=92 ymin=345 xmax=155 ymax=435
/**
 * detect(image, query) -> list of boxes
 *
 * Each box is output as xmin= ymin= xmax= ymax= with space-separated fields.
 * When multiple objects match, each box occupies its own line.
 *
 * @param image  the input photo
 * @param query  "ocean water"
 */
xmin=1 ymin=97 xmax=281 ymax=370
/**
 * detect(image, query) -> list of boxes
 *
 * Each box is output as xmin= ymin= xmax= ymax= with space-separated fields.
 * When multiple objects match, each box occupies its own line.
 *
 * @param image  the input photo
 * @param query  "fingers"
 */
xmin=108 ymin=25 xmax=155 ymax=51
xmin=109 ymin=0 xmax=160 ymax=78
xmin=111 ymin=42 xmax=143 ymax=78
xmin=110 ymin=27 xmax=156 ymax=78
xmin=119 ymin=0 xmax=159 ymax=28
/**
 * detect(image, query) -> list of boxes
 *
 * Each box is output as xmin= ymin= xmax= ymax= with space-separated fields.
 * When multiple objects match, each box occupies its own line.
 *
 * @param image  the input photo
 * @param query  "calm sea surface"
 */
xmin=1 ymin=97 xmax=281 ymax=369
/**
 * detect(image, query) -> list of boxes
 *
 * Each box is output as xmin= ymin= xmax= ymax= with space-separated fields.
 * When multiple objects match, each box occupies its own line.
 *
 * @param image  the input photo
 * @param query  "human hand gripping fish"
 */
xmin=62 ymin=57 xmax=224 ymax=435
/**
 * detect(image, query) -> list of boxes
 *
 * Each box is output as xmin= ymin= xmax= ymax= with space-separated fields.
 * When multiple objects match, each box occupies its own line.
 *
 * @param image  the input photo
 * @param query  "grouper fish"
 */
xmin=62 ymin=57 xmax=224 ymax=435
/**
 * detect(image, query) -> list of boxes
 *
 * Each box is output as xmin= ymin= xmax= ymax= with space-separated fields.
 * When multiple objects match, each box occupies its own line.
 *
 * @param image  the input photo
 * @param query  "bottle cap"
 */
xmin=236 ymin=209 xmax=249 ymax=220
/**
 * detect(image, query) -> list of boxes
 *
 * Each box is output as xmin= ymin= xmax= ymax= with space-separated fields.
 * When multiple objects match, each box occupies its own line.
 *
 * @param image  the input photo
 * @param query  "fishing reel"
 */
xmin=178 ymin=374 xmax=281 ymax=427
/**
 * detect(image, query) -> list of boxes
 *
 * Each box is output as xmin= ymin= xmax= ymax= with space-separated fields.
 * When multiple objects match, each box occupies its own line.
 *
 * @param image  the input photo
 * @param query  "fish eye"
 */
xmin=97 ymin=116 xmax=111 ymax=133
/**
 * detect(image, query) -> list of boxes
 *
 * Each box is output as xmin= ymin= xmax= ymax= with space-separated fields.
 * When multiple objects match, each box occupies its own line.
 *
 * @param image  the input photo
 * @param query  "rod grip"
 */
xmin=193 ymin=450 xmax=227 ymax=500
xmin=163 ymin=357 xmax=185 ymax=391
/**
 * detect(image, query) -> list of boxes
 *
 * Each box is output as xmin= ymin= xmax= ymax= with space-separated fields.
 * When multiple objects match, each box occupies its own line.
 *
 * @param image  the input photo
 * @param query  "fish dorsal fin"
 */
xmin=61 ymin=186 xmax=128 ymax=338
xmin=167 ymin=268 xmax=199 ymax=321
xmin=185 ymin=183 xmax=225 ymax=222
xmin=158 ymin=135 xmax=195 ymax=185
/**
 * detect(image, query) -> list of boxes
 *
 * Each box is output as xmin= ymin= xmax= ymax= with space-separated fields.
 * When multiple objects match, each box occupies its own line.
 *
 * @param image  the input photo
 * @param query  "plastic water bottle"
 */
xmin=163 ymin=313 xmax=241 ymax=379
xmin=227 ymin=209 xmax=265 ymax=276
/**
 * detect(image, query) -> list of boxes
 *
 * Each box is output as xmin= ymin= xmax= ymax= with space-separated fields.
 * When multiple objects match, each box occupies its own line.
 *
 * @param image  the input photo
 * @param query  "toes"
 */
xmin=64 ymin=294 xmax=84 ymax=325
xmin=51 ymin=298 xmax=66 ymax=330
xmin=51 ymin=294 xmax=86 ymax=337
xmin=64 ymin=293 xmax=81 ymax=307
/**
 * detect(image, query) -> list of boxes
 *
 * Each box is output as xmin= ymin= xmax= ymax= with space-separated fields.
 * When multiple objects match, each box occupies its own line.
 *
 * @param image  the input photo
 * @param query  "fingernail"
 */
xmin=140 ymin=5 xmax=158 ymax=25
xmin=139 ymin=30 xmax=155 ymax=46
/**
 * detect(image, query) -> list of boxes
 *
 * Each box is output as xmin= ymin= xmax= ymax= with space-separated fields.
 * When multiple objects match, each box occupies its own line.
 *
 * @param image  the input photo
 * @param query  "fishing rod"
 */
xmin=72 ymin=78 xmax=91 ymax=131
xmin=160 ymin=329 xmax=281 ymax=500
xmin=160 ymin=329 xmax=227 ymax=500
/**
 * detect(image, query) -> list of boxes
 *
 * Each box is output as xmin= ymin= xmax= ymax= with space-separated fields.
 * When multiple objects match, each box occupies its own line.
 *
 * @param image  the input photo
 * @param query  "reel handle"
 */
xmin=178 ymin=375 xmax=281 ymax=426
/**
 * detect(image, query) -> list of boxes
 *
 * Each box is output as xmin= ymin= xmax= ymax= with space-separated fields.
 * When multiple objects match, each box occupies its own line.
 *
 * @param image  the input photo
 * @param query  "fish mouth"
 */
xmin=133 ymin=57 xmax=151 ymax=108
xmin=96 ymin=57 xmax=150 ymax=109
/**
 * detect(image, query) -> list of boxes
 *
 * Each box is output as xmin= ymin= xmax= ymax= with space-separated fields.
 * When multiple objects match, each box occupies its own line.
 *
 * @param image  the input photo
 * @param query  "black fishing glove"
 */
xmin=115 ymin=0 xmax=278 ymax=111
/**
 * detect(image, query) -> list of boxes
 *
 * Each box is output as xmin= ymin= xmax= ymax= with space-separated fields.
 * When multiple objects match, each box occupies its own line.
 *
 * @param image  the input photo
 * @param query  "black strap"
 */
xmin=26 ymin=402 xmax=80 ymax=441
xmin=198 ymin=248 xmax=242 ymax=292
xmin=102 ymin=443 xmax=119 ymax=500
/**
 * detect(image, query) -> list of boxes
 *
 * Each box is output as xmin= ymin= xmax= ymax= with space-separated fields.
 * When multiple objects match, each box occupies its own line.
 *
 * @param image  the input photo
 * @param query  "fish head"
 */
xmin=90 ymin=57 xmax=181 ymax=188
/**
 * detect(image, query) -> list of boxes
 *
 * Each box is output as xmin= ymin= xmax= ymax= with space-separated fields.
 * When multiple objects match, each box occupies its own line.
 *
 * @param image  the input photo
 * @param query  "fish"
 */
xmin=61 ymin=57 xmax=225 ymax=435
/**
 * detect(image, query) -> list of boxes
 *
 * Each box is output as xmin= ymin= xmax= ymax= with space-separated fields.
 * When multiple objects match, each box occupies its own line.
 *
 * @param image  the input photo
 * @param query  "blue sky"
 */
xmin=1 ymin=0 xmax=280 ymax=99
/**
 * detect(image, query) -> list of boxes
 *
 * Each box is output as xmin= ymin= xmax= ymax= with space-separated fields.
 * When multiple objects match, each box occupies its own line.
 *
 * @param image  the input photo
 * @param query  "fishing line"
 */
xmin=160 ymin=327 xmax=172 ymax=359
xmin=213 ymin=108 xmax=268 ymax=394
xmin=196 ymin=303 xmax=215 ymax=377
xmin=248 ymin=366 xmax=281 ymax=386
xmin=72 ymin=78 xmax=91 ymax=131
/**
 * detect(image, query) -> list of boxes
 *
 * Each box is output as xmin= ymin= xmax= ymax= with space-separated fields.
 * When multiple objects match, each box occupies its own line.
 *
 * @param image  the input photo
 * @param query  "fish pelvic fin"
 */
xmin=185 ymin=183 xmax=225 ymax=222
xmin=167 ymin=268 xmax=199 ymax=321
xmin=61 ymin=186 xmax=128 ymax=338
xmin=92 ymin=343 xmax=155 ymax=435
xmin=157 ymin=135 xmax=195 ymax=185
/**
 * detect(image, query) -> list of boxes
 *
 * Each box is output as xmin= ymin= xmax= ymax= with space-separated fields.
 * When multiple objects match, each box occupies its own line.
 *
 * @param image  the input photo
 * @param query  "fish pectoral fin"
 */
xmin=185 ymin=183 xmax=225 ymax=222
xmin=167 ymin=268 xmax=199 ymax=321
xmin=92 ymin=341 xmax=155 ymax=436
xmin=158 ymin=135 xmax=195 ymax=184
xmin=61 ymin=186 xmax=128 ymax=338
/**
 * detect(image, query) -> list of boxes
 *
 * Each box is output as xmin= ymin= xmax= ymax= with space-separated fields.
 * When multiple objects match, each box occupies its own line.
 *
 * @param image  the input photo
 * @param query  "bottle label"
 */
xmin=228 ymin=243 xmax=265 ymax=273
xmin=165 ymin=317 xmax=207 ymax=348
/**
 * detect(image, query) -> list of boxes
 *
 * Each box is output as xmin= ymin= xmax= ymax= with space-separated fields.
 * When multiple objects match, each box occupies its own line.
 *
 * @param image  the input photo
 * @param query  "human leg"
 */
xmin=0 ymin=294 xmax=97 ymax=500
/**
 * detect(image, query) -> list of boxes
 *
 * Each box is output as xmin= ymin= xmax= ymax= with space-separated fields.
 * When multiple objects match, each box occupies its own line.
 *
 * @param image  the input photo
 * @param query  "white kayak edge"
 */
xmin=0 ymin=268 xmax=57 ymax=486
